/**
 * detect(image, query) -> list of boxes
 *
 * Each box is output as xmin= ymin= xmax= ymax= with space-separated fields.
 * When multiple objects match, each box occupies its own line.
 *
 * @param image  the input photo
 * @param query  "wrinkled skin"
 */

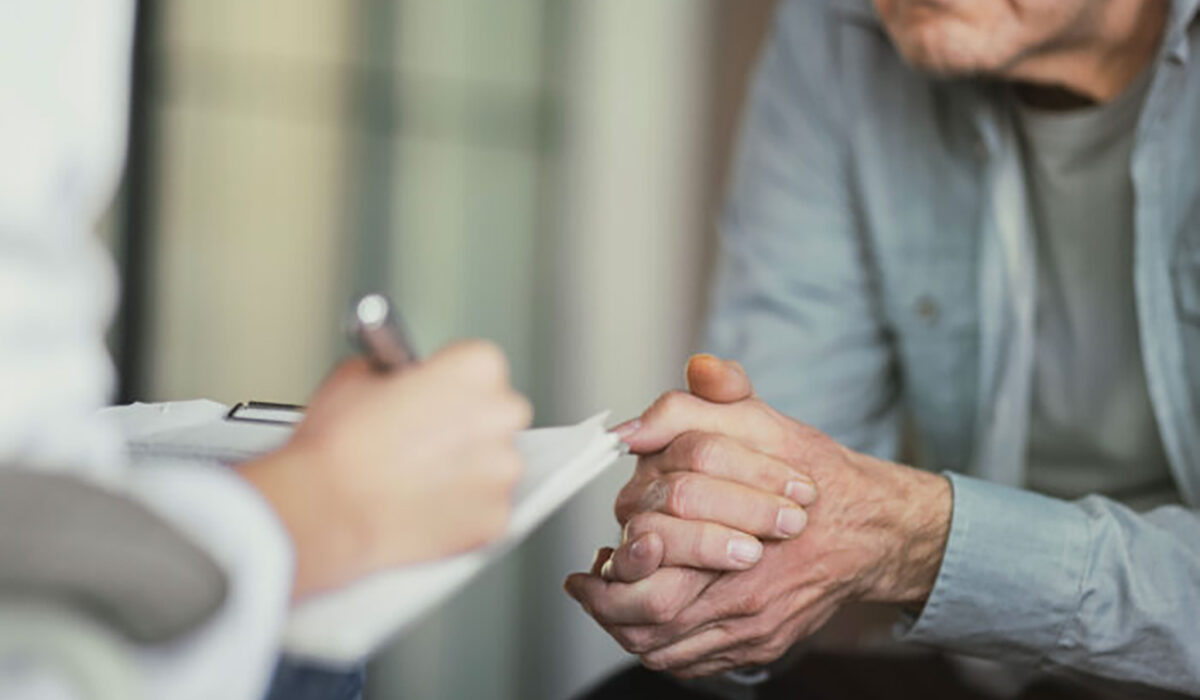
xmin=565 ymin=357 xmax=950 ymax=678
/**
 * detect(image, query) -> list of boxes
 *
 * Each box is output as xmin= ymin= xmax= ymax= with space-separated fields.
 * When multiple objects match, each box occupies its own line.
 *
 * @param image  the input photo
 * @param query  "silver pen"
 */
xmin=351 ymin=293 xmax=418 ymax=371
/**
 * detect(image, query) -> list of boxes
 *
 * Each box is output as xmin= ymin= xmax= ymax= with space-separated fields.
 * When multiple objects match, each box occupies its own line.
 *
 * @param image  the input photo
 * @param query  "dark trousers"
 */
xmin=263 ymin=657 xmax=365 ymax=700
xmin=575 ymin=653 xmax=1198 ymax=700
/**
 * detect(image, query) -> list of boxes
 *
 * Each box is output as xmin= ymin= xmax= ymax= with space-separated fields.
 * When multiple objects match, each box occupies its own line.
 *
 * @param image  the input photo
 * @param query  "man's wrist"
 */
xmin=861 ymin=460 xmax=952 ymax=605
xmin=893 ymin=468 xmax=952 ymax=604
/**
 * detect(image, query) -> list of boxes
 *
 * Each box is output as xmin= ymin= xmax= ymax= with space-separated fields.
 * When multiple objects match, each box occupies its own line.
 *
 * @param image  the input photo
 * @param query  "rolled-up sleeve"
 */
xmin=902 ymin=473 xmax=1200 ymax=695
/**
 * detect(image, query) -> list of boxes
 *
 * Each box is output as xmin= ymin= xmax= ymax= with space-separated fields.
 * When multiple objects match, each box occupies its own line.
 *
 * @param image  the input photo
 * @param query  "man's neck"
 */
xmin=1005 ymin=0 xmax=1168 ymax=105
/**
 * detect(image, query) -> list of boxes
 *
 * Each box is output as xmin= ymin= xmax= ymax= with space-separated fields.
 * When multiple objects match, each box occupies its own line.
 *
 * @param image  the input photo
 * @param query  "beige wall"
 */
xmin=133 ymin=1 xmax=779 ymax=698
xmin=146 ymin=1 xmax=356 ymax=404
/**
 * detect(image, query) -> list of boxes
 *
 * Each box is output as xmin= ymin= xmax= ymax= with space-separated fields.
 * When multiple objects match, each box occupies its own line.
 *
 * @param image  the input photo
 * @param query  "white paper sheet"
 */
xmin=105 ymin=402 xmax=621 ymax=665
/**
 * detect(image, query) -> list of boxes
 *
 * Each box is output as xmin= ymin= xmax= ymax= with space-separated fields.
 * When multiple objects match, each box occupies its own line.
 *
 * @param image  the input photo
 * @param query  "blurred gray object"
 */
xmin=0 ymin=470 xmax=230 ymax=697
xmin=0 ymin=470 xmax=227 ymax=642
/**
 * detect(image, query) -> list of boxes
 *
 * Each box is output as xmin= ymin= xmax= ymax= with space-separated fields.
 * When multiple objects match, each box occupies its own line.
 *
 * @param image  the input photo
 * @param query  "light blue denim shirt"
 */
xmin=704 ymin=0 xmax=1200 ymax=693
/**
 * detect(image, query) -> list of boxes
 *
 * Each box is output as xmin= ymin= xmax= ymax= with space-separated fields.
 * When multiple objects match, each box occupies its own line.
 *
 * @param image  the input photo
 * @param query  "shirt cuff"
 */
xmin=128 ymin=461 xmax=295 ymax=700
xmin=898 ymin=473 xmax=1091 ymax=665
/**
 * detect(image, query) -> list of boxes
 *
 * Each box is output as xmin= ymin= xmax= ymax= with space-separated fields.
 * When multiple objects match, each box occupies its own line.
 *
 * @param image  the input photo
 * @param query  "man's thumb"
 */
xmin=685 ymin=354 xmax=754 ymax=404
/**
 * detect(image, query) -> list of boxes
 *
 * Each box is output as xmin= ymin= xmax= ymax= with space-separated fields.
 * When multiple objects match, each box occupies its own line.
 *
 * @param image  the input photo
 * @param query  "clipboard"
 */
xmin=104 ymin=399 xmax=622 ymax=664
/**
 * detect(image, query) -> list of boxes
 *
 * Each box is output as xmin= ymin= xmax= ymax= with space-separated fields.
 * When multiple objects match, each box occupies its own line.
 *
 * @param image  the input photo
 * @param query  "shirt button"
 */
xmin=915 ymin=295 xmax=940 ymax=325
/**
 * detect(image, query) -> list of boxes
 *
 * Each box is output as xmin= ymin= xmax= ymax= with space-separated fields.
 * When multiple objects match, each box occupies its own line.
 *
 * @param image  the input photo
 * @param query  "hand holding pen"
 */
xmin=239 ymin=292 xmax=531 ymax=598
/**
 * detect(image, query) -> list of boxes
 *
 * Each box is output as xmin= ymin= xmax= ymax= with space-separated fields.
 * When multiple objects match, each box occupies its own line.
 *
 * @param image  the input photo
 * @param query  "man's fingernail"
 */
xmin=600 ymin=559 xmax=615 ymax=581
xmin=630 ymin=536 xmax=649 ymax=560
xmin=727 ymin=536 xmax=763 ymax=565
xmin=611 ymin=418 xmax=642 ymax=440
xmin=776 ymin=507 xmax=807 ymax=537
xmin=785 ymin=480 xmax=817 ymax=506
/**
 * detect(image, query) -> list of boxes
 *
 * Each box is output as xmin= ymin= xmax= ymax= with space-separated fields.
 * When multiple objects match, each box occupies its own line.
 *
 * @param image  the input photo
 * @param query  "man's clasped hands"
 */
xmin=564 ymin=354 xmax=955 ymax=678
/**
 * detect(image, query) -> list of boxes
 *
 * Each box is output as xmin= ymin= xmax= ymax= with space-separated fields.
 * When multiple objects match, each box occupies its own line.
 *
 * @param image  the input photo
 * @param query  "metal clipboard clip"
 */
xmin=225 ymin=401 xmax=306 ymax=426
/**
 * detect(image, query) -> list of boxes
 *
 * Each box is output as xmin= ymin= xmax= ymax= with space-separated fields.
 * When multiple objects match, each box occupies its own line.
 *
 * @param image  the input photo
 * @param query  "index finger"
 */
xmin=638 ymin=432 xmax=817 ymax=506
xmin=614 ymin=392 xmax=782 ymax=456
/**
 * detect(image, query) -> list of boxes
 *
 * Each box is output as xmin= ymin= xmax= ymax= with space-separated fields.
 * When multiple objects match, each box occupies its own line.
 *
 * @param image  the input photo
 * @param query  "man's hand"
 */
xmin=240 ymin=340 xmax=532 ymax=599
xmin=564 ymin=356 xmax=951 ymax=677
xmin=599 ymin=356 xmax=818 ymax=582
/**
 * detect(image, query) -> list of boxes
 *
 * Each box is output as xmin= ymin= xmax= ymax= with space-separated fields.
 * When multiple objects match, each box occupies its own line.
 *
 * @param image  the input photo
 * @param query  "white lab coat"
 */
xmin=0 ymin=2 xmax=293 ymax=698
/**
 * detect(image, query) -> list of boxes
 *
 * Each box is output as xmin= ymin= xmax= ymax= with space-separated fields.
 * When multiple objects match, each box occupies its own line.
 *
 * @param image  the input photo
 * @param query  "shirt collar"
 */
xmin=1165 ymin=0 xmax=1200 ymax=64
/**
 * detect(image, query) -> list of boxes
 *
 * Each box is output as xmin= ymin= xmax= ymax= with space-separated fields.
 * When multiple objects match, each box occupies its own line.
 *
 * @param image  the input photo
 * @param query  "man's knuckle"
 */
xmin=624 ymin=512 xmax=655 ymax=541
xmin=743 ymin=617 xmax=776 ymax=645
xmin=687 ymin=434 xmax=723 ymax=475
xmin=650 ymin=390 xmax=691 ymax=422
xmin=761 ymin=634 xmax=794 ymax=662
xmin=661 ymin=389 xmax=690 ymax=410
xmin=638 ymin=653 xmax=667 ymax=672
xmin=793 ymin=420 xmax=820 ymax=440
xmin=734 ymin=591 xmax=768 ymax=616
xmin=632 ymin=455 xmax=659 ymax=479
xmin=610 ymin=629 xmax=640 ymax=654
xmin=645 ymin=603 xmax=674 ymax=626
xmin=644 ymin=589 xmax=681 ymax=624
xmin=664 ymin=473 xmax=695 ymax=518
xmin=640 ymin=653 xmax=672 ymax=672
xmin=786 ymin=422 xmax=837 ymax=459
xmin=743 ymin=639 xmax=785 ymax=667
xmin=614 ymin=492 xmax=633 ymax=524
xmin=617 ymin=628 xmax=654 ymax=655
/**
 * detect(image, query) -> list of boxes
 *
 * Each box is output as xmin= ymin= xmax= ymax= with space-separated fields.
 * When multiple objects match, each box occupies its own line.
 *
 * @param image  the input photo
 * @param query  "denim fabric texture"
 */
xmin=263 ymin=657 xmax=365 ymax=700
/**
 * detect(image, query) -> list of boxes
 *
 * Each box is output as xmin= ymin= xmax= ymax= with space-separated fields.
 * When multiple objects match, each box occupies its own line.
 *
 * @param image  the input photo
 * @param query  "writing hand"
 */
xmin=241 ymin=340 xmax=532 ymax=598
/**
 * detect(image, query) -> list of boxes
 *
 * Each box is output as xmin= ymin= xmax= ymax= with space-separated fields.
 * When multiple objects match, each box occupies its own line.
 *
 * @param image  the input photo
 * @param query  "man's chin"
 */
xmin=891 ymin=32 xmax=996 ymax=77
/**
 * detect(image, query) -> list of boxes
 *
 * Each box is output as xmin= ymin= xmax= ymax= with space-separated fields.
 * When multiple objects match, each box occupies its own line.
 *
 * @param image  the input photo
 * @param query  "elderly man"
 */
xmin=566 ymin=0 xmax=1200 ymax=697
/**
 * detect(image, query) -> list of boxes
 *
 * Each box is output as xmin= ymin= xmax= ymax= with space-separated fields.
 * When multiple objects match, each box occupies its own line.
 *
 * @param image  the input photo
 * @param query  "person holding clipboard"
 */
xmin=0 ymin=3 xmax=531 ymax=698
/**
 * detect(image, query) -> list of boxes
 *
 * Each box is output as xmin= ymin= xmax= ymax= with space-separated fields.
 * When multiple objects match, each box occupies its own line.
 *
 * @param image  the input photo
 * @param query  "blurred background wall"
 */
xmin=108 ymin=1 xmax=777 ymax=698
